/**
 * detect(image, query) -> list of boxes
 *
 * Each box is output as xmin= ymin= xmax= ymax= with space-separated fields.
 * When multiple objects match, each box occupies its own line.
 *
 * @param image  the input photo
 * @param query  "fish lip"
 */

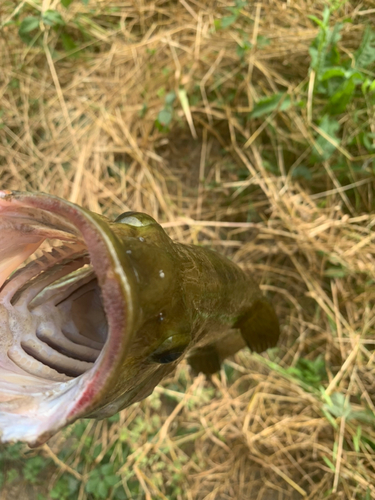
xmin=0 ymin=190 xmax=134 ymax=444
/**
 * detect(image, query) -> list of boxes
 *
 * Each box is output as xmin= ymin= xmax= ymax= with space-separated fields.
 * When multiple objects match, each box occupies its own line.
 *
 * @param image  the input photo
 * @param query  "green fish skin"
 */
xmin=0 ymin=191 xmax=279 ymax=445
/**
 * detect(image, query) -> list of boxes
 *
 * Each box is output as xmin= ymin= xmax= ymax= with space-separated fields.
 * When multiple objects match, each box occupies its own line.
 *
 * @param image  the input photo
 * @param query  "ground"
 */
xmin=0 ymin=1 xmax=375 ymax=499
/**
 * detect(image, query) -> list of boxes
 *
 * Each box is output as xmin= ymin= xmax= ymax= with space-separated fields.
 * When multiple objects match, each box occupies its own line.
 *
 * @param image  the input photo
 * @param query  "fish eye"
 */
xmin=115 ymin=211 xmax=156 ymax=227
xmin=151 ymin=350 xmax=185 ymax=364
xmin=149 ymin=335 xmax=189 ymax=364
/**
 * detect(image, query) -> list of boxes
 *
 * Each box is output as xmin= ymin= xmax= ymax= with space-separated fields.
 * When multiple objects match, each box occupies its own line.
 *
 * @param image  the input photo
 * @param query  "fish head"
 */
xmin=0 ymin=191 xmax=192 ymax=445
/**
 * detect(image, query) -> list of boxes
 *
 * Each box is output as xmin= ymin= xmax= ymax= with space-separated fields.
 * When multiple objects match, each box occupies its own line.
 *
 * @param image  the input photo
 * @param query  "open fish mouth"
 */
xmin=0 ymin=190 xmax=280 ymax=446
xmin=0 ymin=191 xmax=132 ymax=445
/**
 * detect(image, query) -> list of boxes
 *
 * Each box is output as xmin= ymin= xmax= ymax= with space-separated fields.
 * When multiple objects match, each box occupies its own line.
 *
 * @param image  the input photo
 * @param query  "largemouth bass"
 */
xmin=0 ymin=190 xmax=279 ymax=445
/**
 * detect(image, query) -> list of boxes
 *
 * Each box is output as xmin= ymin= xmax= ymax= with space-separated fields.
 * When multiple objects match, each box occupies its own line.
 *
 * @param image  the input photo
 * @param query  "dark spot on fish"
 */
xmin=150 ymin=349 xmax=185 ymax=364
xmin=149 ymin=334 xmax=189 ymax=364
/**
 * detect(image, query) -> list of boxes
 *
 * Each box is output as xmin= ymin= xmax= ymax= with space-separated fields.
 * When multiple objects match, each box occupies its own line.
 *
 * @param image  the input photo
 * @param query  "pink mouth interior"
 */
xmin=0 ymin=204 xmax=110 ymax=444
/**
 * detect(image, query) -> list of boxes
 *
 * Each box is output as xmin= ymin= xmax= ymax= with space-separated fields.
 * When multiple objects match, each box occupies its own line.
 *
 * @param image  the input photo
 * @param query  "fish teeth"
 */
xmin=0 ymin=245 xmax=87 ymax=303
xmin=12 ymin=257 xmax=90 ymax=307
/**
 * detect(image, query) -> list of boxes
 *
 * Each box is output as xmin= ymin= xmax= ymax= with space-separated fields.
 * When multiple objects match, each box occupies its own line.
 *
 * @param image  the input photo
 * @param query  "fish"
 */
xmin=0 ymin=190 xmax=280 ymax=446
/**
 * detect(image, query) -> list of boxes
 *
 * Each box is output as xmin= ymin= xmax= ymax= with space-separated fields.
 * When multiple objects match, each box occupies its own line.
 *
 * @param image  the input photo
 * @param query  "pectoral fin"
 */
xmin=235 ymin=298 xmax=280 ymax=353
xmin=187 ymin=345 xmax=221 ymax=375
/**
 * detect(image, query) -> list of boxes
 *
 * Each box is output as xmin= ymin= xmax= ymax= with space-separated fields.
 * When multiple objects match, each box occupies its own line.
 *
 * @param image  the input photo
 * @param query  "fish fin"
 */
xmin=187 ymin=345 xmax=221 ymax=375
xmin=235 ymin=298 xmax=280 ymax=353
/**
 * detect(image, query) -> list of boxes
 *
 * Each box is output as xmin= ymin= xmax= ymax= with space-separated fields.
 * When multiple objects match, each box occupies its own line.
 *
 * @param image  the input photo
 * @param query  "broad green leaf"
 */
xmin=165 ymin=91 xmax=176 ymax=105
xmin=286 ymin=356 xmax=327 ymax=388
xmin=61 ymin=32 xmax=77 ymax=53
xmin=322 ymin=6 xmax=331 ymax=26
xmin=323 ymin=392 xmax=351 ymax=418
xmin=105 ymin=475 xmax=119 ymax=486
xmin=291 ymin=165 xmax=312 ymax=180
xmin=97 ymin=481 xmax=109 ymax=499
xmin=324 ymin=392 xmax=375 ymax=424
xmin=257 ymin=35 xmax=270 ymax=47
xmin=309 ymin=46 xmax=320 ymax=72
xmin=250 ymin=93 xmax=291 ymax=118
xmin=42 ymin=10 xmax=65 ymax=27
xmin=61 ymin=0 xmax=74 ymax=7
xmin=100 ymin=464 xmax=114 ymax=475
xmin=327 ymin=76 xmax=356 ymax=114
xmin=345 ymin=69 xmax=364 ymax=81
xmin=362 ymin=133 xmax=375 ymax=152
xmin=355 ymin=26 xmax=375 ymax=69
xmin=22 ymin=456 xmax=47 ymax=484
xmin=330 ymin=22 xmax=343 ymax=47
xmin=324 ymin=267 xmax=347 ymax=278
xmin=361 ymin=78 xmax=371 ymax=94
xmin=19 ymin=16 xmax=40 ymax=34
xmin=6 ymin=469 xmax=18 ymax=484
xmin=237 ymin=40 xmax=252 ymax=58
xmin=320 ymin=67 xmax=346 ymax=81
xmin=364 ymin=489 xmax=372 ymax=500
xmin=311 ymin=115 xmax=340 ymax=161
xmin=85 ymin=476 xmax=100 ymax=493
xmin=157 ymin=109 xmax=172 ymax=126
xmin=18 ymin=16 xmax=40 ymax=43
xmin=221 ymin=15 xmax=237 ymax=28
xmin=349 ymin=411 xmax=375 ymax=424
xmin=308 ymin=8 xmax=343 ymax=79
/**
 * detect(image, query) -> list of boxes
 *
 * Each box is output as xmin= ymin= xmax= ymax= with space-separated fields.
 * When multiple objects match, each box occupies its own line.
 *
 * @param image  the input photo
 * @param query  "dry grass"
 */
xmin=1 ymin=0 xmax=375 ymax=499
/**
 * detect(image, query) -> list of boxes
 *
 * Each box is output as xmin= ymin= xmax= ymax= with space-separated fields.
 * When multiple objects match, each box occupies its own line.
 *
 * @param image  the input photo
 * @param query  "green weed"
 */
xmin=214 ymin=0 xmax=248 ymax=30
xmin=309 ymin=8 xmax=375 ymax=116
xmin=286 ymin=355 xmax=327 ymax=389
xmin=155 ymin=91 xmax=177 ymax=132
xmin=322 ymin=391 xmax=375 ymax=425
xmin=85 ymin=464 xmax=120 ymax=499
xmin=249 ymin=93 xmax=292 ymax=119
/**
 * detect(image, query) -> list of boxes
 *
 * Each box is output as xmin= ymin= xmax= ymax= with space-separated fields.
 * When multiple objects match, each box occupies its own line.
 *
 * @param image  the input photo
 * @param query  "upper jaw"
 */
xmin=0 ymin=191 xmax=133 ymax=445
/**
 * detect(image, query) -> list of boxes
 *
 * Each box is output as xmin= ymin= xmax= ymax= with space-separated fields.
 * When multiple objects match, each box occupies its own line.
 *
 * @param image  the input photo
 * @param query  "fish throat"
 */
xmin=0 ymin=193 xmax=128 ymax=445
xmin=3 ymin=248 xmax=108 ymax=382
